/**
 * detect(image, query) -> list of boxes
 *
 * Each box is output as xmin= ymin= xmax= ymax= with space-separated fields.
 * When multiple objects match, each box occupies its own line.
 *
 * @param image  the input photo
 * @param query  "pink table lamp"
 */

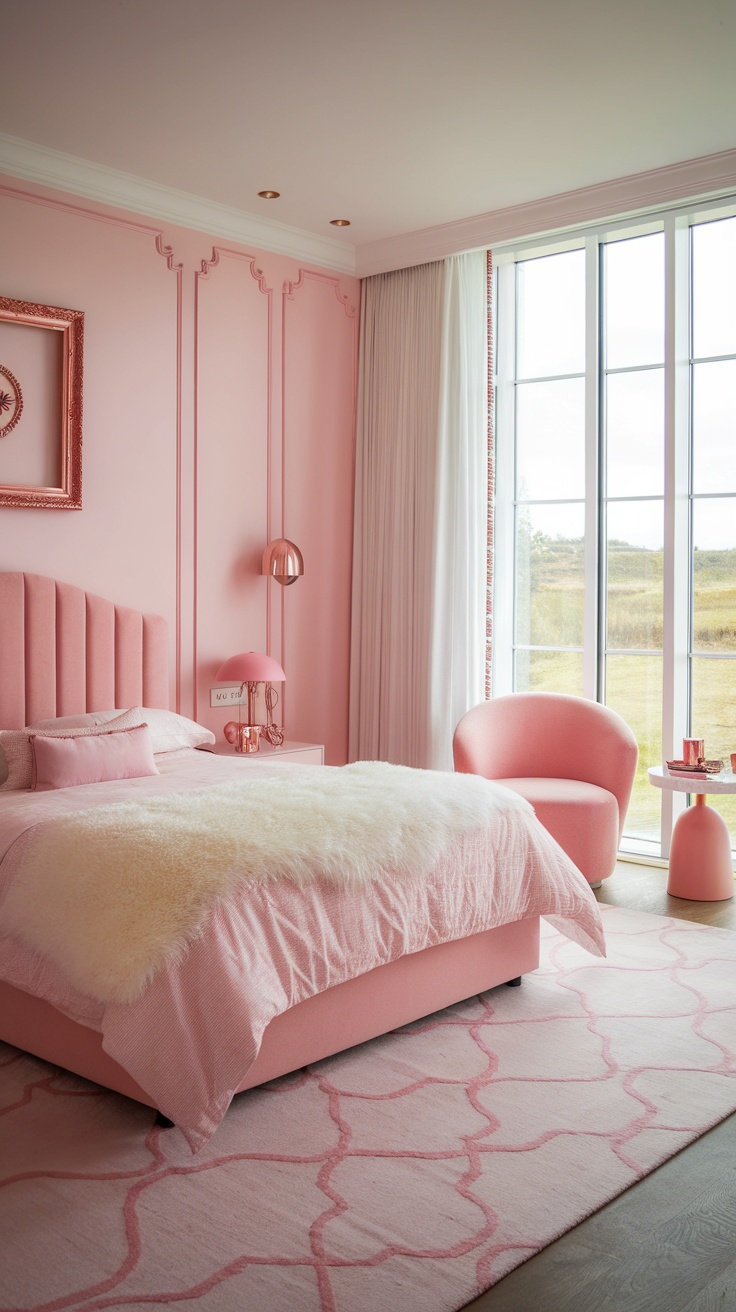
xmin=215 ymin=651 xmax=286 ymax=752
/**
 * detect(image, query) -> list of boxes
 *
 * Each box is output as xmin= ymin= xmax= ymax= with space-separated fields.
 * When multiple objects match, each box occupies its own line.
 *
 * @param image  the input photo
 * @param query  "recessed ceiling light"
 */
xmin=330 ymin=219 xmax=351 ymax=227
xmin=258 ymin=190 xmax=280 ymax=199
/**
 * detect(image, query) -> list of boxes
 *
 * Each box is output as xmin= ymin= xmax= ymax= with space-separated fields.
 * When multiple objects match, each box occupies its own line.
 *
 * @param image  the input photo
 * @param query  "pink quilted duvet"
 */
xmin=0 ymin=752 xmax=604 ymax=1149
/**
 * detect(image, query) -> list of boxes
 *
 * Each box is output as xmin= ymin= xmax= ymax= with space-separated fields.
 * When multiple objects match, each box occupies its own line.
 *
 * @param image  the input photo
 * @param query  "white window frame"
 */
xmin=492 ymin=195 xmax=736 ymax=860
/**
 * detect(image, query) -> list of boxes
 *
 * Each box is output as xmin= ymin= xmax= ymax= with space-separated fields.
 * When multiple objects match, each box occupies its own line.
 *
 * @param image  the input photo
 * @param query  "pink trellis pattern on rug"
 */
xmin=2 ymin=904 xmax=736 ymax=1312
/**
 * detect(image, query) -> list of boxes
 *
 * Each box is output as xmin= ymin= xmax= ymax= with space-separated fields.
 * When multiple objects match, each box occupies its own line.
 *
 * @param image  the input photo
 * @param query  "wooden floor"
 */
xmin=463 ymin=860 xmax=736 ymax=1312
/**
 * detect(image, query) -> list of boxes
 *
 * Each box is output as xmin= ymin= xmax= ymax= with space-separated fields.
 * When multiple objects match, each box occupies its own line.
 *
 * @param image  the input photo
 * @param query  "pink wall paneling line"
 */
xmin=0 ymin=174 xmax=359 ymax=762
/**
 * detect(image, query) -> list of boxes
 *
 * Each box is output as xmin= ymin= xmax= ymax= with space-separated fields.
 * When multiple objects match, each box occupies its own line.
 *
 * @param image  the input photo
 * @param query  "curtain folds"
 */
xmin=429 ymin=251 xmax=489 ymax=769
xmin=349 ymin=262 xmax=444 ymax=769
xmin=349 ymin=252 xmax=488 ymax=770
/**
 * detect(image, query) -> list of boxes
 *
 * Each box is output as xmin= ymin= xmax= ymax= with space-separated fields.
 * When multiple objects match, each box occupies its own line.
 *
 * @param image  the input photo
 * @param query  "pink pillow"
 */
xmin=0 ymin=707 xmax=143 ymax=792
xmin=31 ymin=723 xmax=159 ymax=791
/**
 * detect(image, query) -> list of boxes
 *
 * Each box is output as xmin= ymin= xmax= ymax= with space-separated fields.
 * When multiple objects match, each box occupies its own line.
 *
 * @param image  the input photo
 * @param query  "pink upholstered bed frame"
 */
xmin=0 ymin=572 xmax=539 ymax=1113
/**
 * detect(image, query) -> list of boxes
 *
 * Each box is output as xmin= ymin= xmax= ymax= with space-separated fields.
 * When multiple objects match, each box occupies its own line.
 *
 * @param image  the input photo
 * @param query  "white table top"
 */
xmin=648 ymin=765 xmax=736 ymax=795
xmin=212 ymin=740 xmax=321 ymax=757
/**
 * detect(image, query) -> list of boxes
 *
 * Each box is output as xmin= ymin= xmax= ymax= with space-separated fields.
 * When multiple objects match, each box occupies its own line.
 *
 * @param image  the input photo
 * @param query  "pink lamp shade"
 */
xmin=262 ymin=539 xmax=304 ymax=586
xmin=215 ymin=652 xmax=286 ymax=683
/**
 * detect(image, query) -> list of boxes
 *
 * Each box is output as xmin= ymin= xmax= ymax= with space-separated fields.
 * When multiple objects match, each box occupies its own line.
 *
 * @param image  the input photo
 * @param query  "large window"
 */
xmin=494 ymin=204 xmax=736 ymax=858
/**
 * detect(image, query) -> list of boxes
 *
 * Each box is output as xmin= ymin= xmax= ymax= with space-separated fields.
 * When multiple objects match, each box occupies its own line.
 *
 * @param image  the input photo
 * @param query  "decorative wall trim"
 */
xmin=0 ymin=178 xmax=181 ymax=244
xmin=280 ymin=273 xmax=358 ymax=563
xmin=193 ymin=248 xmax=273 ymax=722
xmin=280 ymin=270 xmax=360 ymax=711
xmin=0 ymin=180 xmax=184 ymax=707
xmin=0 ymin=132 xmax=356 ymax=277
xmin=155 ymin=236 xmax=184 ymax=715
xmin=283 ymin=268 xmax=358 ymax=319
xmin=5 ymin=134 xmax=736 ymax=282
xmin=356 ymin=148 xmax=736 ymax=276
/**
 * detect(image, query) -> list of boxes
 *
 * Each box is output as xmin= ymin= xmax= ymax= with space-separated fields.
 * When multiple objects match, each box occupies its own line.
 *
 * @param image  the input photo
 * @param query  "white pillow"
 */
xmin=131 ymin=707 xmax=215 ymax=754
xmin=63 ymin=707 xmax=216 ymax=754
xmin=0 ymin=707 xmax=143 ymax=792
xmin=32 ymin=709 xmax=143 ymax=734
xmin=34 ymin=707 xmax=215 ymax=754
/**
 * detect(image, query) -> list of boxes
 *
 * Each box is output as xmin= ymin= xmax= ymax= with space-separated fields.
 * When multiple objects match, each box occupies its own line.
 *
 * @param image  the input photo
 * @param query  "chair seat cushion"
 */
xmin=496 ymin=777 xmax=619 ymax=884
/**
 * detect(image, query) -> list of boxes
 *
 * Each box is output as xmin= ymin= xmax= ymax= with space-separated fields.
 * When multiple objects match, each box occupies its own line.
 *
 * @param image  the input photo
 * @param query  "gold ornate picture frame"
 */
xmin=0 ymin=296 xmax=84 ymax=509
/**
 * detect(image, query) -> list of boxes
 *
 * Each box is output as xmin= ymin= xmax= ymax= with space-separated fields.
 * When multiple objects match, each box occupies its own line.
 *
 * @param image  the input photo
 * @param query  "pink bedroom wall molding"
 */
xmin=0 ymin=177 xmax=185 ymax=710
xmin=279 ymin=269 xmax=359 ymax=757
xmin=164 ymin=237 xmax=184 ymax=716
xmin=0 ymin=133 xmax=355 ymax=275
xmin=192 ymin=247 xmax=273 ymax=725
xmin=282 ymin=268 xmax=359 ymax=322
xmin=279 ymin=270 xmax=358 ymax=689
xmin=0 ymin=174 xmax=359 ymax=759
xmin=0 ymin=179 xmax=180 ymax=248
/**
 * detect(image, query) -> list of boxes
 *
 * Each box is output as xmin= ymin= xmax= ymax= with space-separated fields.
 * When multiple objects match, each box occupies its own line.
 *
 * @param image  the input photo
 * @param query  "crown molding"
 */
xmin=356 ymin=148 xmax=736 ymax=277
xmin=5 ymin=133 xmax=735 ymax=283
xmin=0 ymin=133 xmax=356 ymax=276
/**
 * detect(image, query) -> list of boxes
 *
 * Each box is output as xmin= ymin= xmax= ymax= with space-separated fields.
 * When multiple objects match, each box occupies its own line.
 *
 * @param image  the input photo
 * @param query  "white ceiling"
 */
xmin=2 ymin=0 xmax=736 ymax=272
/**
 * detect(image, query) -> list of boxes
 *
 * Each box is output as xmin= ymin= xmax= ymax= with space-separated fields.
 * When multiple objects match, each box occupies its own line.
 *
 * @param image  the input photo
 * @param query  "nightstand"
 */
xmin=212 ymin=740 xmax=324 ymax=766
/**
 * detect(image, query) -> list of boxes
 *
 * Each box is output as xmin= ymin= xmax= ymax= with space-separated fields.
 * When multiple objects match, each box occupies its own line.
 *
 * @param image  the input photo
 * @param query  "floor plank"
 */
xmin=596 ymin=860 xmax=736 ymax=929
xmin=462 ymin=860 xmax=736 ymax=1312
xmin=682 ymin=1266 xmax=736 ymax=1312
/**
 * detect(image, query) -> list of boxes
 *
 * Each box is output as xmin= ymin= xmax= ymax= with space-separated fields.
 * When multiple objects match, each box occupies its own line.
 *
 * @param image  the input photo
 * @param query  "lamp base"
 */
xmin=236 ymin=725 xmax=261 ymax=753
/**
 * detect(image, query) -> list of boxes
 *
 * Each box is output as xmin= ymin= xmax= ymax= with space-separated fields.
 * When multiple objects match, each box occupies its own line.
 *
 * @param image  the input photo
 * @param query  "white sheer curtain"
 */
xmin=349 ymin=251 xmax=488 ymax=770
xmin=429 ymin=251 xmax=489 ymax=768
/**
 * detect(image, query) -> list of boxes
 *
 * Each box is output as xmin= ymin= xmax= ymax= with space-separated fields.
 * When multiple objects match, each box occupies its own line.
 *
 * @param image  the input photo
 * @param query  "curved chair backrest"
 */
xmin=453 ymin=693 xmax=639 ymax=841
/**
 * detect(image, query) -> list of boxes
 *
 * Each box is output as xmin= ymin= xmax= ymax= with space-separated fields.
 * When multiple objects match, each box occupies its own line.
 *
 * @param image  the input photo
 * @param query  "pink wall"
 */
xmin=0 ymin=177 xmax=359 ymax=764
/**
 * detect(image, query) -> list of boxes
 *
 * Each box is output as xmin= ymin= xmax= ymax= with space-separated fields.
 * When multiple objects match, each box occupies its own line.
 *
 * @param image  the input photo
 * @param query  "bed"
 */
xmin=0 ymin=572 xmax=605 ymax=1151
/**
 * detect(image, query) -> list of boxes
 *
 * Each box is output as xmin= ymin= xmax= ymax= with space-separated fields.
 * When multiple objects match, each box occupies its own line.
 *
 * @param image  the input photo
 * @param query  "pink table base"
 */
xmin=667 ymin=796 xmax=735 ymax=901
xmin=648 ymin=766 xmax=736 ymax=902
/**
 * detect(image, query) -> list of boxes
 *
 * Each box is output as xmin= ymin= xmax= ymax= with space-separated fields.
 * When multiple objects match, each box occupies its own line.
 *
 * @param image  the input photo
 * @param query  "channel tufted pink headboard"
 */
xmin=0 ymin=573 xmax=169 ymax=730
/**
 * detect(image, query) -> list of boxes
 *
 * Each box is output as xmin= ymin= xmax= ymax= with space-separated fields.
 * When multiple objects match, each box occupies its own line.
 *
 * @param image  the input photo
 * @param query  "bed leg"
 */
xmin=505 ymin=976 xmax=522 ymax=988
xmin=154 ymin=1111 xmax=175 ymax=1129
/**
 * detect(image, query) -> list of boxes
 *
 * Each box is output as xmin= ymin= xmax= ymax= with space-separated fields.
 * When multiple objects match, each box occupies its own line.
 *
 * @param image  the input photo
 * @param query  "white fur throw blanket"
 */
xmin=3 ymin=762 xmax=531 ymax=1005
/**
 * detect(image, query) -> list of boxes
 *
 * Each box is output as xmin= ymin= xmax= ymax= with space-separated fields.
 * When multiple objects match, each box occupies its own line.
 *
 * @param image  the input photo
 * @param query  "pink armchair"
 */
xmin=453 ymin=693 xmax=639 ymax=886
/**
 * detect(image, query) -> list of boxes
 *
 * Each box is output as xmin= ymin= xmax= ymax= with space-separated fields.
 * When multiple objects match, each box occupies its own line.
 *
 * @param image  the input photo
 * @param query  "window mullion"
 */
xmin=583 ymin=234 xmax=600 ymax=701
xmin=491 ymin=260 xmax=517 ymax=697
xmin=661 ymin=212 xmax=691 ymax=858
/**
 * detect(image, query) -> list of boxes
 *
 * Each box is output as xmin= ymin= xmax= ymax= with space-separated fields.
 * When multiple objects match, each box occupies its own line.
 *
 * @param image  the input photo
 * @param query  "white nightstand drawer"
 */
xmin=213 ymin=741 xmax=324 ymax=765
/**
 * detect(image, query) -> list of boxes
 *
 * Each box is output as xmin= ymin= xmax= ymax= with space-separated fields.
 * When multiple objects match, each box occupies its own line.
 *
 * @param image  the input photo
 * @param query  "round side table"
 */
xmin=648 ymin=766 xmax=736 ymax=901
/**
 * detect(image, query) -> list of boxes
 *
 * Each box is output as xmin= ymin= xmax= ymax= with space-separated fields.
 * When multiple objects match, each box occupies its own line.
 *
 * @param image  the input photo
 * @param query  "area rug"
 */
xmin=2 ymin=904 xmax=736 ymax=1312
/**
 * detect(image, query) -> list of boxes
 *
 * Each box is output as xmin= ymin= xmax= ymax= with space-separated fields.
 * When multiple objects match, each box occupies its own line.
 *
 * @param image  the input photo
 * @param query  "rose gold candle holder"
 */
xmin=237 ymin=724 xmax=261 ymax=753
xmin=683 ymin=737 xmax=705 ymax=766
